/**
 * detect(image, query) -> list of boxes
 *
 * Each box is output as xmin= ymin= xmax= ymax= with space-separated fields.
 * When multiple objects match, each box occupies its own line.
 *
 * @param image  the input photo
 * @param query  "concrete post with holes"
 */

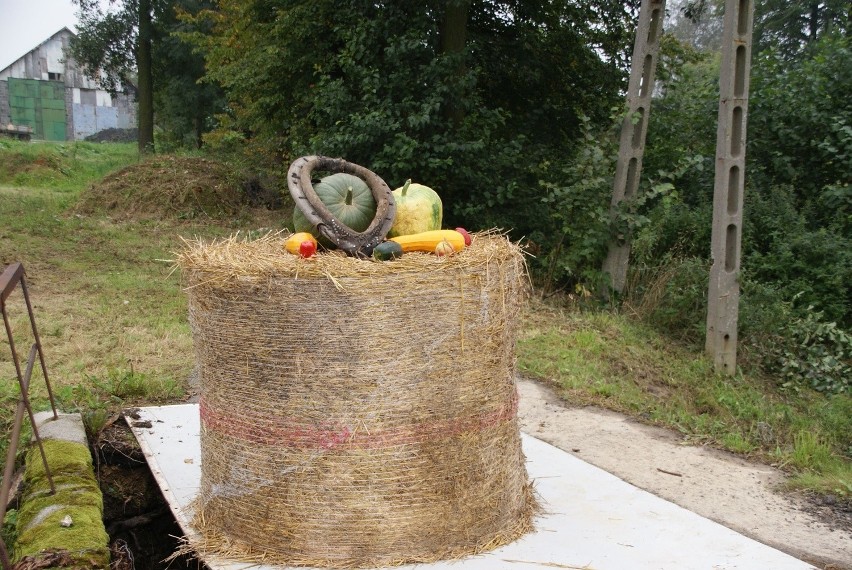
xmin=705 ymin=0 xmax=754 ymax=374
xmin=602 ymin=0 xmax=667 ymax=294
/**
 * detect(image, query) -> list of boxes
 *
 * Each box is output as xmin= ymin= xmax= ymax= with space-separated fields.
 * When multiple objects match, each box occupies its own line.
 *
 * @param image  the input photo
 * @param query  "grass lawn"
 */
xmin=0 ymin=140 xmax=849 ymax=501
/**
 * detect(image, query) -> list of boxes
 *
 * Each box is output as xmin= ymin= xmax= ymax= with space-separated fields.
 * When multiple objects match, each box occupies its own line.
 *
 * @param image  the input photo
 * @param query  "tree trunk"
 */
xmin=808 ymin=3 xmax=820 ymax=43
xmin=440 ymin=0 xmax=471 ymax=125
xmin=194 ymin=108 xmax=203 ymax=149
xmin=137 ymin=0 xmax=155 ymax=154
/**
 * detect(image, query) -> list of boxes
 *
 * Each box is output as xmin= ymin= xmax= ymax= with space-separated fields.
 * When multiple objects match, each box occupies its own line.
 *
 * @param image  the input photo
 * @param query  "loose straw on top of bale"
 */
xmin=176 ymin=228 xmax=528 ymax=286
xmin=175 ymin=230 xmax=537 ymax=569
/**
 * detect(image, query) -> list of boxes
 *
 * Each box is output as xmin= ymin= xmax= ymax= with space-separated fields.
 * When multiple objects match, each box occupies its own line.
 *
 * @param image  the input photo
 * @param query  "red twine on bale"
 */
xmin=199 ymin=389 xmax=519 ymax=450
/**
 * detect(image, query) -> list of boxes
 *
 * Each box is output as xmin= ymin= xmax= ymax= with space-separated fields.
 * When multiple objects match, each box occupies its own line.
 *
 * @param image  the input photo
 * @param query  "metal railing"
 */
xmin=0 ymin=263 xmax=58 ymax=569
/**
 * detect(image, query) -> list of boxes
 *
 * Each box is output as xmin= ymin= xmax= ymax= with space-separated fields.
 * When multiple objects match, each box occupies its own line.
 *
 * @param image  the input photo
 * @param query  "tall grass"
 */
xmin=518 ymin=298 xmax=852 ymax=498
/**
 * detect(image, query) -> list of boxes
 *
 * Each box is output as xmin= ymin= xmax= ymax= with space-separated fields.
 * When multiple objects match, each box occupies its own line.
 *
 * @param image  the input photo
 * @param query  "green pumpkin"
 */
xmin=293 ymin=173 xmax=377 ymax=246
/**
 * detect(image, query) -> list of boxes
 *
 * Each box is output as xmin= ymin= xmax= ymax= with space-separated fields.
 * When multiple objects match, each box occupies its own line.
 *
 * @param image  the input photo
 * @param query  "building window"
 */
xmin=48 ymin=72 xmax=63 ymax=81
xmin=80 ymin=89 xmax=97 ymax=106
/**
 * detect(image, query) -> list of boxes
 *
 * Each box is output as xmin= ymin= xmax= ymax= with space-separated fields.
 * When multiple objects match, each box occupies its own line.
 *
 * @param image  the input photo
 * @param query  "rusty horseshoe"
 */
xmin=287 ymin=156 xmax=396 ymax=257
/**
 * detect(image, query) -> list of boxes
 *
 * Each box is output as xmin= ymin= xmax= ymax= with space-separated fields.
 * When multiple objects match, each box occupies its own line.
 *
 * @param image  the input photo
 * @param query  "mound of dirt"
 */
xmin=76 ymin=155 xmax=249 ymax=220
xmin=0 ymin=149 xmax=65 ymax=181
xmin=85 ymin=128 xmax=138 ymax=143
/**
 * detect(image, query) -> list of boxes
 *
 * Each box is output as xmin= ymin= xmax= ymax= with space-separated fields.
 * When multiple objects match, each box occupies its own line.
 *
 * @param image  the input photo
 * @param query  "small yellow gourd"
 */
xmin=389 ymin=230 xmax=466 ymax=254
xmin=285 ymin=232 xmax=318 ymax=256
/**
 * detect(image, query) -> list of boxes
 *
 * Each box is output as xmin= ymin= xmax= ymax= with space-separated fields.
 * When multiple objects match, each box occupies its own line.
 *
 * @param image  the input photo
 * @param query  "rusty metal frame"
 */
xmin=0 ymin=263 xmax=59 ymax=569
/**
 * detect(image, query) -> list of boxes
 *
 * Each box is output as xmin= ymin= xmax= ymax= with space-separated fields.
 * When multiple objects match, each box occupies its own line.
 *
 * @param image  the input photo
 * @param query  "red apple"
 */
xmin=455 ymin=227 xmax=472 ymax=246
xmin=299 ymin=240 xmax=317 ymax=258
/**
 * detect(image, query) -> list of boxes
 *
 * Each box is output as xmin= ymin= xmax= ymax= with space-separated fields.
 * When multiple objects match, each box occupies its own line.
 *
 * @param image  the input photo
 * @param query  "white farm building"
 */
xmin=0 ymin=28 xmax=136 ymax=141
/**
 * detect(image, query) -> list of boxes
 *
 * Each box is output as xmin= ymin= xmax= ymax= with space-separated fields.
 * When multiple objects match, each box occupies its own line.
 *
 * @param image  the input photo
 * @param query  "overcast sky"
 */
xmin=0 ymin=0 xmax=80 ymax=71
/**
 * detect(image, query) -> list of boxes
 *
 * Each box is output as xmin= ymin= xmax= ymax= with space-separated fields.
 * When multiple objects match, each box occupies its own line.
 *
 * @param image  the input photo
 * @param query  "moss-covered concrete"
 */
xmin=13 ymin=436 xmax=110 ymax=569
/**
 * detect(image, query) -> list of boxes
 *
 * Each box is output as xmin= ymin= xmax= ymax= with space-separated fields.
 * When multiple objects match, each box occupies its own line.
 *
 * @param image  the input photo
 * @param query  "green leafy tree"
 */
xmin=187 ymin=0 xmax=636 ymax=245
xmin=753 ymin=0 xmax=850 ymax=58
xmin=154 ymin=0 xmax=225 ymax=149
xmin=71 ymin=0 xmax=156 ymax=153
xmin=748 ymin=34 xmax=852 ymax=217
xmin=71 ymin=0 xmax=223 ymax=153
xmin=665 ymin=0 xmax=724 ymax=52
xmin=681 ymin=0 xmax=850 ymax=58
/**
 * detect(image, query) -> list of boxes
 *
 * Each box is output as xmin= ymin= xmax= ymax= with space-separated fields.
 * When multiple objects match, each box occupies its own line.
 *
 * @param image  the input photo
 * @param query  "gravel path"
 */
xmin=517 ymin=377 xmax=852 ymax=570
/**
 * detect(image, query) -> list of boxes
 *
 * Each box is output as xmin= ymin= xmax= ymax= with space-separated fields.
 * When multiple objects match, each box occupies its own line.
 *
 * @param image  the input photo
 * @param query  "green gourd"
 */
xmin=372 ymin=241 xmax=404 ymax=261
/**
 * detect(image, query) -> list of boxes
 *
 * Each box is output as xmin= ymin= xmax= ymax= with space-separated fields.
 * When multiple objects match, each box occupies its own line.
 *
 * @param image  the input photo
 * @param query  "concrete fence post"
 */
xmin=602 ymin=0 xmax=667 ymax=294
xmin=705 ymin=0 xmax=755 ymax=374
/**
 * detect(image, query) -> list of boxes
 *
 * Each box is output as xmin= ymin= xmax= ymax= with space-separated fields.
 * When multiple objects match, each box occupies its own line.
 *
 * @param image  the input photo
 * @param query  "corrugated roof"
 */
xmin=0 ymin=27 xmax=75 ymax=76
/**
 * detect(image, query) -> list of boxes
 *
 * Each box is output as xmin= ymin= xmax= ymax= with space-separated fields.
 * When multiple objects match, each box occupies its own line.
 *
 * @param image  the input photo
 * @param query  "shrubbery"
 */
xmin=620 ymin=32 xmax=851 ymax=394
xmin=766 ymin=310 xmax=852 ymax=395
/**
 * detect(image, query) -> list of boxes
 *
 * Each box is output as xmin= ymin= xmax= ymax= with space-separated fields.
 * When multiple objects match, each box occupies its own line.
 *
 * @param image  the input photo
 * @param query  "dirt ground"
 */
xmin=516 ymin=377 xmax=852 ymax=570
xmin=93 ymin=417 xmax=202 ymax=570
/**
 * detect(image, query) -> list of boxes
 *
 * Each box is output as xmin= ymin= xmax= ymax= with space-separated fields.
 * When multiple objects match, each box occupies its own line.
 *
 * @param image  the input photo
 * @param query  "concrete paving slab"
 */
xmin=33 ymin=410 xmax=87 ymax=446
xmin=128 ymin=404 xmax=818 ymax=570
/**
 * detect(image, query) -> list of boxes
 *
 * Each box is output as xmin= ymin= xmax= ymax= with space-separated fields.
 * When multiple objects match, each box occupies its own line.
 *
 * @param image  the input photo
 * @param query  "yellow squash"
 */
xmin=285 ymin=232 xmax=318 ymax=255
xmin=389 ymin=229 xmax=466 ymax=254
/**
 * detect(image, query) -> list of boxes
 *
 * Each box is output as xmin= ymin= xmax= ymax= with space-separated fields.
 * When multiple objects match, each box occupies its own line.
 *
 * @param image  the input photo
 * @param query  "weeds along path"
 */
xmin=517 ymin=377 xmax=852 ymax=570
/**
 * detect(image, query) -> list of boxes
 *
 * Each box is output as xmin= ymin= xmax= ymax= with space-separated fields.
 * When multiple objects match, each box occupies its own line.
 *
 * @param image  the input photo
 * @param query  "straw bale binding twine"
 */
xmin=177 ymin=231 xmax=536 ymax=568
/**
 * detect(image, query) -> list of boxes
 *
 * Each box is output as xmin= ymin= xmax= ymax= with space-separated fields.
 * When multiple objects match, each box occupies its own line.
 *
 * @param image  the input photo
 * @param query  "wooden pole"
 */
xmin=602 ymin=0 xmax=666 ymax=294
xmin=705 ymin=0 xmax=754 ymax=374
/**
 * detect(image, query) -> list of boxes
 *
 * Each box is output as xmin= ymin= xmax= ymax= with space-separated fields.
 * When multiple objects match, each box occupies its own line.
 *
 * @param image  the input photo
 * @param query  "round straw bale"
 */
xmin=177 ymin=231 xmax=536 ymax=568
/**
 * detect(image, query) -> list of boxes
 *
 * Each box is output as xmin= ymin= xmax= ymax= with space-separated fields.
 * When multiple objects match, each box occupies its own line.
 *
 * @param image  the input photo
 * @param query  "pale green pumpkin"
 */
xmin=293 ymin=173 xmax=377 ymax=246
xmin=387 ymin=179 xmax=443 ymax=238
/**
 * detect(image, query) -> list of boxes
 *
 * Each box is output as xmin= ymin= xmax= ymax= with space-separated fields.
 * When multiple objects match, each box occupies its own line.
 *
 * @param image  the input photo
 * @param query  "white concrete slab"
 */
xmin=128 ymin=404 xmax=817 ymax=570
xmin=33 ymin=411 xmax=88 ymax=445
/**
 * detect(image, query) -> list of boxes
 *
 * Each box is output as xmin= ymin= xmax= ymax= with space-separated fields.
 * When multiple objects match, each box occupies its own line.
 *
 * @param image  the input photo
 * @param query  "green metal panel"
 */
xmin=43 ymin=108 xmax=65 ymax=139
xmin=8 ymin=78 xmax=66 ymax=141
xmin=51 ymin=122 xmax=66 ymax=140
xmin=43 ymin=109 xmax=64 ymax=122
xmin=9 ymin=80 xmax=27 ymax=97
xmin=39 ymin=82 xmax=63 ymax=100
xmin=9 ymin=79 xmax=38 ymax=136
xmin=34 ymin=106 xmax=43 ymax=139
xmin=43 ymin=98 xmax=65 ymax=111
xmin=40 ymin=81 xmax=66 ymax=141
